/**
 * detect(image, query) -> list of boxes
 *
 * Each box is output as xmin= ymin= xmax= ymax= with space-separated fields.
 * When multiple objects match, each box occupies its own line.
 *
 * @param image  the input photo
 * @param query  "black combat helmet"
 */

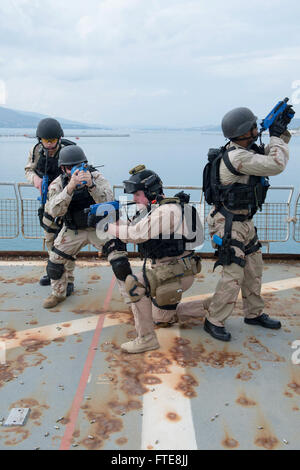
xmin=123 ymin=165 xmax=163 ymax=200
xmin=221 ymin=107 xmax=257 ymax=139
xmin=36 ymin=118 xmax=64 ymax=139
xmin=58 ymin=145 xmax=87 ymax=167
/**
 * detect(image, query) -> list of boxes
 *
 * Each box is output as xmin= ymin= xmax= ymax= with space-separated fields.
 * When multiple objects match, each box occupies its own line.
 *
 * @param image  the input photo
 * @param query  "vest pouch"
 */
xmin=179 ymin=254 xmax=202 ymax=276
xmin=155 ymin=280 xmax=183 ymax=307
xmin=68 ymin=210 xmax=89 ymax=230
xmin=254 ymin=182 xmax=267 ymax=210
xmin=225 ymin=185 xmax=253 ymax=211
xmin=152 ymin=263 xmax=185 ymax=285
xmin=144 ymin=269 xmax=158 ymax=297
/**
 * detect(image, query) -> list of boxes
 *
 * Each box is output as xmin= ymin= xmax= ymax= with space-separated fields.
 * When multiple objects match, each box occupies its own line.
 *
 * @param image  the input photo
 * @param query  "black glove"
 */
xmin=282 ymin=104 xmax=295 ymax=124
xmin=269 ymin=114 xmax=288 ymax=137
xmin=87 ymin=213 xmax=107 ymax=228
xmin=269 ymin=105 xmax=295 ymax=137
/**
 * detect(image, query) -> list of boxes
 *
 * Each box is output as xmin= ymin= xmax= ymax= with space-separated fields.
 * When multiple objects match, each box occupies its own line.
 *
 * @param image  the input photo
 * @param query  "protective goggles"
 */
xmin=123 ymin=180 xmax=140 ymax=194
xmin=41 ymin=138 xmax=59 ymax=144
xmin=123 ymin=174 xmax=160 ymax=194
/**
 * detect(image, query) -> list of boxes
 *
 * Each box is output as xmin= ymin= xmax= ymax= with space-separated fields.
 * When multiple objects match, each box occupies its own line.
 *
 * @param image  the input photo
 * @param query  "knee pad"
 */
xmin=110 ymin=256 xmax=132 ymax=281
xmin=103 ymin=239 xmax=127 ymax=257
xmin=46 ymin=260 xmax=65 ymax=280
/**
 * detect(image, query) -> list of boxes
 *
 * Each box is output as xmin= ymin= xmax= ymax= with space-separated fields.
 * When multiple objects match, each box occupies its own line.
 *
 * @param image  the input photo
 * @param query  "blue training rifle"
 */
xmin=260 ymin=97 xmax=294 ymax=132
xmin=37 ymin=175 xmax=49 ymax=206
xmin=85 ymin=200 xmax=137 ymax=227
xmin=84 ymin=200 xmax=120 ymax=227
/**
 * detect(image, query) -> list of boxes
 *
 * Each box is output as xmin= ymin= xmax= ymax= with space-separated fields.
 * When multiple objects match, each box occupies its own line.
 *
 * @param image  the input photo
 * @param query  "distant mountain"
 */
xmin=188 ymin=125 xmax=222 ymax=132
xmin=1 ymin=105 xmax=299 ymax=131
xmin=194 ymin=118 xmax=300 ymax=132
xmin=0 ymin=106 xmax=104 ymax=129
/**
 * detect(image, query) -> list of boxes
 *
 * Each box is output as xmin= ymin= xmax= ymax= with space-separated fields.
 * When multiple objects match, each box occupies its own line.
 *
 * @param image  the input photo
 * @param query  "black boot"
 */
xmin=39 ymin=274 xmax=51 ymax=286
xmin=204 ymin=318 xmax=231 ymax=342
xmin=244 ymin=313 xmax=281 ymax=329
xmin=66 ymin=283 xmax=74 ymax=297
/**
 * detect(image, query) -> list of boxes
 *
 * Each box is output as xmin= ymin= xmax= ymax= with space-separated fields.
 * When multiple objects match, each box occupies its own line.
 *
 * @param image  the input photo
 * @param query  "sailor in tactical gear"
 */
xmin=202 ymin=105 xmax=292 ymax=341
xmin=107 ymin=165 xmax=204 ymax=354
xmin=25 ymin=117 xmax=76 ymax=293
xmin=42 ymin=145 xmax=129 ymax=309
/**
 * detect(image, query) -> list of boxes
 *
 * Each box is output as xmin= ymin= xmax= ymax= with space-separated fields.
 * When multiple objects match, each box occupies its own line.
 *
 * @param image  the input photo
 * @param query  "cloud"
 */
xmin=0 ymin=0 xmax=300 ymax=125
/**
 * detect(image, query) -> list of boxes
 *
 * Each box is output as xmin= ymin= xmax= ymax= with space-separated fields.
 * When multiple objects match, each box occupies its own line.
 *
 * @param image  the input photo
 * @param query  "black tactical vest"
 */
xmin=33 ymin=144 xmax=61 ymax=183
xmin=219 ymin=145 xmax=269 ymax=215
xmin=203 ymin=144 xmax=269 ymax=217
xmin=137 ymin=196 xmax=197 ymax=261
xmin=33 ymin=139 xmax=76 ymax=184
xmin=61 ymin=170 xmax=96 ymax=230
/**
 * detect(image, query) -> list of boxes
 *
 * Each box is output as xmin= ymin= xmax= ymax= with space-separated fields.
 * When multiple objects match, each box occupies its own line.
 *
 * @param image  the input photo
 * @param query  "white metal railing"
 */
xmin=17 ymin=182 xmax=44 ymax=239
xmin=293 ymin=191 xmax=300 ymax=243
xmin=201 ymin=186 xmax=295 ymax=249
xmin=253 ymin=186 xmax=294 ymax=246
xmin=0 ymin=182 xmax=299 ymax=251
xmin=0 ymin=183 xmax=19 ymax=239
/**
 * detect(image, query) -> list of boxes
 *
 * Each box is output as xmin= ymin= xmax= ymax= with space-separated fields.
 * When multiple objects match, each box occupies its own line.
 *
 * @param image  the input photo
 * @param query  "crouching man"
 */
xmin=43 ymin=145 xmax=129 ymax=308
xmin=106 ymin=165 xmax=204 ymax=353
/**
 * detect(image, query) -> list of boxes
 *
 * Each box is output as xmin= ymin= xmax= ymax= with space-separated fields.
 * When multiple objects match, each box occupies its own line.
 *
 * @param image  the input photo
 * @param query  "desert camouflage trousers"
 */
xmin=44 ymin=229 xmax=75 ymax=284
xmin=205 ymin=210 xmax=264 ymax=326
xmin=48 ymin=225 xmax=125 ymax=298
xmin=130 ymin=268 xmax=206 ymax=338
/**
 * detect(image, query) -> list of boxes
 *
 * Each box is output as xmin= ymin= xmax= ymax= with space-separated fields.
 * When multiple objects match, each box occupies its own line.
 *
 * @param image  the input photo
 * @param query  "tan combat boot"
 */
xmin=43 ymin=295 xmax=65 ymax=309
xmin=121 ymin=333 xmax=159 ymax=354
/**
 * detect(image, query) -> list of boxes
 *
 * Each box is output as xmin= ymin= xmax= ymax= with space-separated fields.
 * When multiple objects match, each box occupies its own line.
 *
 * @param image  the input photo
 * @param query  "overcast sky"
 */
xmin=1 ymin=0 xmax=300 ymax=126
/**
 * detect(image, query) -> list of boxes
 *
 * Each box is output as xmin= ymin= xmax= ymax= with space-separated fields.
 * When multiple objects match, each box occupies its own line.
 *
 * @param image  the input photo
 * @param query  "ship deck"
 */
xmin=0 ymin=257 xmax=300 ymax=451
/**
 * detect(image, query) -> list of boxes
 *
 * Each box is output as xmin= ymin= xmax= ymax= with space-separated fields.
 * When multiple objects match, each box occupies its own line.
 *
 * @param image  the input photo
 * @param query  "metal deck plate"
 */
xmin=4 ymin=408 xmax=30 ymax=426
xmin=0 ymin=259 xmax=300 ymax=450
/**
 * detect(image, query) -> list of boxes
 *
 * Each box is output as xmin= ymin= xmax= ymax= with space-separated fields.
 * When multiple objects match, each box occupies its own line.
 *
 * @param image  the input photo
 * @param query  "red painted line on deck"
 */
xmin=59 ymin=276 xmax=116 ymax=450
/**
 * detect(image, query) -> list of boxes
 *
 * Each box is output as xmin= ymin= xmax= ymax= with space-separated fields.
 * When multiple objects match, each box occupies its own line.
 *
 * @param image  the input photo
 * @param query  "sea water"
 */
xmin=0 ymin=129 xmax=299 ymax=253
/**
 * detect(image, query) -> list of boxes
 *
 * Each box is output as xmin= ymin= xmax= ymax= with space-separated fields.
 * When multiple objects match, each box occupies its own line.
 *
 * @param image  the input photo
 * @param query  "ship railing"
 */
xmin=253 ymin=186 xmax=294 ymax=252
xmin=0 ymin=183 xmax=19 ymax=239
xmin=293 ymin=191 xmax=300 ymax=243
xmin=0 ymin=182 xmax=298 ymax=251
xmin=114 ymin=185 xmax=295 ymax=254
xmin=17 ymin=182 xmax=44 ymax=240
xmin=201 ymin=185 xmax=294 ymax=253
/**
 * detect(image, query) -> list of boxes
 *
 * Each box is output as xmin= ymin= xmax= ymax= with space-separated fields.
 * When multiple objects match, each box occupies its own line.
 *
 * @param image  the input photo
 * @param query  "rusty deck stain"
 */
xmin=0 ymin=259 xmax=299 ymax=450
